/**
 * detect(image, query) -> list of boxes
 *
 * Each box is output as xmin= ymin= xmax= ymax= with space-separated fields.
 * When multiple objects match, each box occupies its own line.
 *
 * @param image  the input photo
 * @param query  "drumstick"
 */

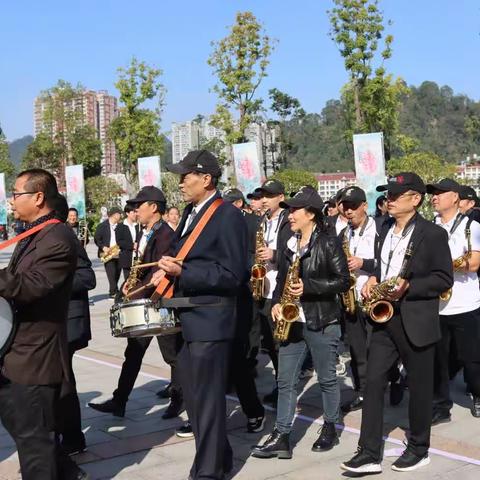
xmin=125 ymin=282 xmax=155 ymax=299
xmin=132 ymin=257 xmax=184 ymax=269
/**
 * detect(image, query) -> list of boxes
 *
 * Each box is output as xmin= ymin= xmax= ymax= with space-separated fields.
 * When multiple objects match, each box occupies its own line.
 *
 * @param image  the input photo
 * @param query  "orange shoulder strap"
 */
xmin=0 ymin=219 xmax=61 ymax=251
xmin=151 ymin=198 xmax=223 ymax=300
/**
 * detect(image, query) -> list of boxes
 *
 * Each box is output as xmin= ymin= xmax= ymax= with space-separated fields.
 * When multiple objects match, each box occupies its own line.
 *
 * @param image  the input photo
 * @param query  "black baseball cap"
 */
xmin=338 ymin=186 xmax=367 ymax=204
xmin=126 ymin=186 xmax=166 ymax=205
xmin=376 ymin=172 xmax=426 ymax=195
xmin=459 ymin=185 xmax=480 ymax=205
xmin=167 ymin=150 xmax=222 ymax=177
xmin=324 ymin=195 xmax=337 ymax=207
xmin=247 ymin=190 xmax=262 ymax=200
xmin=280 ymin=185 xmax=324 ymax=210
xmin=254 ymin=179 xmax=285 ymax=196
xmin=223 ymin=188 xmax=245 ymax=203
xmin=108 ymin=206 xmax=123 ymax=217
xmin=426 ymin=178 xmax=461 ymax=194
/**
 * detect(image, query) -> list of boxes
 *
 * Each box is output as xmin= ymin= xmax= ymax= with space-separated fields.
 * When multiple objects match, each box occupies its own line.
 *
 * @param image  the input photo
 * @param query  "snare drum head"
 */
xmin=0 ymin=297 xmax=14 ymax=357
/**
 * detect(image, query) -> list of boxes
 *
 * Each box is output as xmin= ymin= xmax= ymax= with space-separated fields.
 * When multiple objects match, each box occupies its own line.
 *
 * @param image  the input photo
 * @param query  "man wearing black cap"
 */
xmin=427 ymin=179 xmax=480 ymax=422
xmin=337 ymin=187 xmax=377 ymax=412
xmin=459 ymin=185 xmax=480 ymax=223
xmin=247 ymin=190 xmax=265 ymax=215
xmin=94 ymin=206 xmax=123 ymax=298
xmin=89 ymin=186 xmax=185 ymax=420
xmin=151 ymin=150 xmax=249 ymax=480
xmin=342 ymin=172 xmax=453 ymax=474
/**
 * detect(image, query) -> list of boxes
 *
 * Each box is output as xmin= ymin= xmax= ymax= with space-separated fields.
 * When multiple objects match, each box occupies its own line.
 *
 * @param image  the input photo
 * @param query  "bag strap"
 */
xmin=151 ymin=198 xmax=223 ymax=300
xmin=0 ymin=219 xmax=61 ymax=251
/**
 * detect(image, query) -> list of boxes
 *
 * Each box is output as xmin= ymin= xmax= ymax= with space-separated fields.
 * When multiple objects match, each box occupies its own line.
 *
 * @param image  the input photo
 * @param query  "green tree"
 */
xmin=270 ymin=169 xmax=318 ymax=195
xmin=162 ymin=172 xmax=186 ymax=211
xmin=0 ymin=129 xmax=16 ymax=187
xmin=109 ymin=57 xmax=165 ymax=184
xmin=208 ymin=11 xmax=275 ymax=144
xmin=328 ymin=0 xmax=406 ymax=159
xmin=21 ymin=132 xmax=63 ymax=172
xmin=85 ymin=176 xmax=123 ymax=215
xmin=70 ymin=125 xmax=103 ymax=177
xmin=268 ymin=88 xmax=305 ymax=169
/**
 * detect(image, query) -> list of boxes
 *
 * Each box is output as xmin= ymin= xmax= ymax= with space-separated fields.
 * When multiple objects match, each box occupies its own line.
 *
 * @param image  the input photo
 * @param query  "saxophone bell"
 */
xmin=251 ymin=210 xmax=271 ymax=301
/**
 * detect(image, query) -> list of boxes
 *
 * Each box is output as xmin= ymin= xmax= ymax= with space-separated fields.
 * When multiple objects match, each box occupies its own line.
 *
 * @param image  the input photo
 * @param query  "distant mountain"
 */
xmin=8 ymin=135 xmax=33 ymax=167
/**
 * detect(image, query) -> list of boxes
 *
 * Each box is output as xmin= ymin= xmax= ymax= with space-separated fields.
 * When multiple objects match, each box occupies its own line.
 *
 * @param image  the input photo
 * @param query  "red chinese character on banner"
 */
xmin=68 ymin=176 xmax=80 ymax=193
xmin=238 ymin=156 xmax=255 ymax=180
xmin=359 ymin=149 xmax=378 ymax=175
xmin=142 ymin=168 xmax=156 ymax=186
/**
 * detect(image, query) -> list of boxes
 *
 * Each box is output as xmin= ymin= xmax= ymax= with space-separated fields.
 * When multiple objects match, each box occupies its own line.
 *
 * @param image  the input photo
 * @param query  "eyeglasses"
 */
xmin=386 ymin=192 xmax=417 ymax=201
xmin=12 ymin=191 xmax=38 ymax=200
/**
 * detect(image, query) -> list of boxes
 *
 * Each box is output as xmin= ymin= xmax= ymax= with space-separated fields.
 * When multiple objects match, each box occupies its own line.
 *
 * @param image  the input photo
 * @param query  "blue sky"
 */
xmin=1 ymin=0 xmax=479 ymax=141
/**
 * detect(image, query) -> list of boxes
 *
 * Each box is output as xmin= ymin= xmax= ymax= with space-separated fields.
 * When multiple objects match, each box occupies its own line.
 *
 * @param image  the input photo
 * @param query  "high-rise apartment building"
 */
xmin=34 ymin=89 xmax=119 ymax=175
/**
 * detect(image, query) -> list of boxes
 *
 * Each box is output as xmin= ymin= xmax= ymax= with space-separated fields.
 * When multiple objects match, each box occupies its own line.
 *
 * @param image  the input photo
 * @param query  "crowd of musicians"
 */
xmin=0 ymin=151 xmax=480 ymax=479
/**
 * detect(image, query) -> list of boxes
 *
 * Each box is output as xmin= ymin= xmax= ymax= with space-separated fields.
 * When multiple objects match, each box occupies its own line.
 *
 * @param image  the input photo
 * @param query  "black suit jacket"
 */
xmin=116 ymin=223 xmax=141 ymax=269
xmin=172 ymin=192 xmax=249 ymax=342
xmin=67 ymin=243 xmax=96 ymax=351
xmin=273 ymin=209 xmax=293 ymax=265
xmin=94 ymin=220 xmax=113 ymax=258
xmin=0 ymin=222 xmax=77 ymax=387
xmin=129 ymin=222 xmax=175 ymax=299
xmin=243 ymin=211 xmax=260 ymax=269
xmin=373 ymin=214 xmax=453 ymax=347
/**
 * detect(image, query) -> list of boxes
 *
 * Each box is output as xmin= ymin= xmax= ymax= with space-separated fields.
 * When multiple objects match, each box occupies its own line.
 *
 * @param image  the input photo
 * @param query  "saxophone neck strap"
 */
xmin=0 ymin=219 xmax=61 ymax=251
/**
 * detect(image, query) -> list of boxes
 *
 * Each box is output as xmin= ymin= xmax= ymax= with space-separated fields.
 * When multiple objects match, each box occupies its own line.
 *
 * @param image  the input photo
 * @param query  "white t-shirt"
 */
xmin=263 ymin=212 xmax=283 ymax=299
xmin=138 ymin=228 xmax=149 ymax=257
xmin=346 ymin=217 xmax=376 ymax=296
xmin=109 ymin=223 xmax=117 ymax=247
xmin=335 ymin=216 xmax=349 ymax=236
xmin=124 ymin=219 xmax=137 ymax=243
xmin=286 ymin=234 xmax=307 ymax=323
xmin=438 ymin=215 xmax=480 ymax=315
xmin=380 ymin=223 xmax=415 ymax=282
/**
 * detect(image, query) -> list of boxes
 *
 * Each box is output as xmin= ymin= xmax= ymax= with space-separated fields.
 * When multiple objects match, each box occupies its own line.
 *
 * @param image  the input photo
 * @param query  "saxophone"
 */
xmin=124 ymin=257 xmax=143 ymax=298
xmin=440 ymin=225 xmax=472 ymax=301
xmin=100 ymin=244 xmax=120 ymax=263
xmin=362 ymin=242 xmax=413 ymax=323
xmin=274 ymin=233 xmax=302 ymax=342
xmin=250 ymin=210 xmax=271 ymax=300
xmin=341 ymin=224 xmax=357 ymax=315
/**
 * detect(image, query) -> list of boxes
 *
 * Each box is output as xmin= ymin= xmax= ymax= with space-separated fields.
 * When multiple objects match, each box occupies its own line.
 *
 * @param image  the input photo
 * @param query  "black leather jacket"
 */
xmin=272 ymin=227 xmax=350 ymax=331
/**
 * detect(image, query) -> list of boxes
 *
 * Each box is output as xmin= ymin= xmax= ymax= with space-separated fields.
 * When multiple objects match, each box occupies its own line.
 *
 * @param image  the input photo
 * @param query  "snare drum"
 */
xmin=110 ymin=299 xmax=181 ymax=338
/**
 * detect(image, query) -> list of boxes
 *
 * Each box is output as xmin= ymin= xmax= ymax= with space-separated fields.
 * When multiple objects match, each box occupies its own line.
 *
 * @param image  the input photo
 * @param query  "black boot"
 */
xmin=161 ymin=393 xmax=185 ymax=420
xmin=472 ymin=396 xmax=480 ymax=418
xmin=311 ymin=422 xmax=339 ymax=451
xmin=251 ymin=429 xmax=292 ymax=459
xmin=156 ymin=383 xmax=172 ymax=399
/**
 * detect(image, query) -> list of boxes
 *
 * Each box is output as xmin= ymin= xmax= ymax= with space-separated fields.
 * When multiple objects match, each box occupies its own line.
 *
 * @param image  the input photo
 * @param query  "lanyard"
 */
xmin=385 ymin=220 xmax=416 ymax=278
xmin=435 ymin=212 xmax=464 ymax=239
xmin=349 ymin=217 xmax=369 ymax=256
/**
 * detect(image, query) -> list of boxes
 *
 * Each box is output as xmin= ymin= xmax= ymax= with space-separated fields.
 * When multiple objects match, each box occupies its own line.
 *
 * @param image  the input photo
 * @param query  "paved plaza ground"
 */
xmin=0 ymin=243 xmax=479 ymax=479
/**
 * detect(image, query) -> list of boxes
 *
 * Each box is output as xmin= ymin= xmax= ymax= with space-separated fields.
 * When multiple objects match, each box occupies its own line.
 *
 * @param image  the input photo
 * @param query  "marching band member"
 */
xmin=341 ymin=173 xmax=453 ymax=474
xmin=94 ymin=207 xmax=123 ymax=298
xmin=152 ymin=150 xmax=249 ymax=480
xmin=427 ymin=179 xmax=480 ymax=422
xmin=116 ymin=204 xmax=140 ymax=281
xmin=246 ymin=190 xmax=265 ymax=215
xmin=252 ymin=186 xmax=349 ymax=459
xmin=458 ymin=185 xmax=480 ymax=223
xmin=337 ymin=187 xmax=377 ymax=412
xmin=89 ymin=187 xmax=185 ymax=420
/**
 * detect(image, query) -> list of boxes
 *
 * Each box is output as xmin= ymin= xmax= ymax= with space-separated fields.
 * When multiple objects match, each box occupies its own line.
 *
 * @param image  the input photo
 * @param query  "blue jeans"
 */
xmin=275 ymin=323 xmax=341 ymax=433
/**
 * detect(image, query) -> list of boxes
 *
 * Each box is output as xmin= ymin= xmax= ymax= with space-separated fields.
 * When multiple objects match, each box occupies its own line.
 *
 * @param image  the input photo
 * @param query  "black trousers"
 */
xmin=344 ymin=308 xmax=369 ymax=394
xmin=179 ymin=340 xmax=233 ymax=480
xmin=104 ymin=258 xmax=121 ymax=295
xmin=123 ymin=267 xmax=131 ymax=282
xmin=434 ymin=308 xmax=480 ymax=411
xmin=359 ymin=314 xmax=435 ymax=460
xmin=0 ymin=378 xmax=80 ymax=480
xmin=113 ymin=332 xmax=183 ymax=405
xmin=57 ymin=345 xmax=84 ymax=445
xmin=256 ymin=298 xmax=278 ymax=376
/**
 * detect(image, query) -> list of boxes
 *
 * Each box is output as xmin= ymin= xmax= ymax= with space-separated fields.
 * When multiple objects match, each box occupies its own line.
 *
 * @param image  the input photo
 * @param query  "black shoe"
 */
xmin=341 ymin=448 xmax=382 ymax=474
xmin=341 ymin=396 xmax=363 ymax=413
xmin=263 ymin=388 xmax=278 ymax=407
xmin=161 ymin=399 xmax=185 ymax=419
xmin=311 ymin=422 xmax=339 ymax=451
xmin=176 ymin=421 xmax=194 ymax=438
xmin=61 ymin=437 xmax=87 ymax=456
xmin=247 ymin=416 xmax=266 ymax=433
xmin=88 ymin=399 xmax=125 ymax=417
xmin=251 ymin=429 xmax=292 ymax=459
xmin=471 ymin=396 xmax=480 ymax=418
xmin=389 ymin=381 xmax=404 ymax=406
xmin=157 ymin=383 xmax=172 ymax=399
xmin=431 ymin=409 xmax=451 ymax=426
xmin=74 ymin=470 xmax=91 ymax=480
xmin=391 ymin=449 xmax=430 ymax=472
